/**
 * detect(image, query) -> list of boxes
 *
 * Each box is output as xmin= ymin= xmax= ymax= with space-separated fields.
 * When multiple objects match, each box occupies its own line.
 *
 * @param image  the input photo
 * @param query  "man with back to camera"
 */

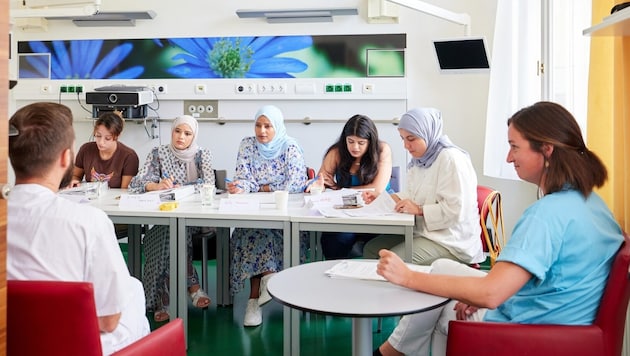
xmin=7 ymin=102 xmax=150 ymax=354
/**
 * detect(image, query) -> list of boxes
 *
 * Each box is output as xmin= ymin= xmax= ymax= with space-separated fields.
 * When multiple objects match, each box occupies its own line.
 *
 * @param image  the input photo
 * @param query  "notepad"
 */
xmin=324 ymin=260 xmax=432 ymax=281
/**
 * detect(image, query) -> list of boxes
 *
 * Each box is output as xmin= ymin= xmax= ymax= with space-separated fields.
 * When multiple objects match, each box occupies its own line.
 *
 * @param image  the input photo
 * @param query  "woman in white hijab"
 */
xmin=129 ymin=115 xmax=215 ymax=322
xmin=363 ymin=108 xmax=484 ymax=266
xmin=226 ymin=105 xmax=308 ymax=327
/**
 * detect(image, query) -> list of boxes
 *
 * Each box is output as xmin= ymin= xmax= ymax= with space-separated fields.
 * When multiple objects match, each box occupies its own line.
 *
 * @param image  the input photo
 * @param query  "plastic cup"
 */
xmin=274 ymin=190 xmax=289 ymax=211
xmin=84 ymin=182 xmax=101 ymax=199
xmin=200 ymin=184 xmax=216 ymax=206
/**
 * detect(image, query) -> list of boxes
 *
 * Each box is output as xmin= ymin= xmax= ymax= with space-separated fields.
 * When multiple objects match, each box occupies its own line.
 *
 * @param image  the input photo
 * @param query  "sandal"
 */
xmin=190 ymin=288 xmax=211 ymax=309
xmin=153 ymin=308 xmax=170 ymax=323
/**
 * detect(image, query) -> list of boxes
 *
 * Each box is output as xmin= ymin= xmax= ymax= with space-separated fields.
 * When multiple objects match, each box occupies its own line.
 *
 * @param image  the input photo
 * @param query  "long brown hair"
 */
xmin=507 ymin=101 xmax=607 ymax=197
xmin=326 ymin=114 xmax=381 ymax=187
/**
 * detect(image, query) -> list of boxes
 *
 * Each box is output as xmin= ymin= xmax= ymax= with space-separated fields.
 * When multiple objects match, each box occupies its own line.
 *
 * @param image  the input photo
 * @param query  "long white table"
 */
xmin=268 ymin=260 xmax=449 ymax=356
xmin=89 ymin=190 xmax=180 ymax=327
xmin=91 ymin=190 xmax=416 ymax=348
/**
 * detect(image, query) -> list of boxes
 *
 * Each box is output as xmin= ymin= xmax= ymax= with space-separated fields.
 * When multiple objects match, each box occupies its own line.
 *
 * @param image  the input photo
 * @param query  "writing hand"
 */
xmin=225 ymin=178 xmax=244 ymax=194
xmin=304 ymin=174 xmax=324 ymax=192
xmin=362 ymin=190 xmax=378 ymax=204
xmin=394 ymin=199 xmax=420 ymax=215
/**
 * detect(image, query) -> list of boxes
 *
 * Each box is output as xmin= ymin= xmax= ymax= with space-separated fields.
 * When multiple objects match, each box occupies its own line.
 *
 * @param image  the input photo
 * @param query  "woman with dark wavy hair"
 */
xmin=308 ymin=114 xmax=393 ymax=259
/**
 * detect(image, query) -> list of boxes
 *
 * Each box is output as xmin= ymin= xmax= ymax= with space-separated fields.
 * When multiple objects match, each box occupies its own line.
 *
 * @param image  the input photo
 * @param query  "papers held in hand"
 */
xmin=324 ymin=260 xmax=432 ymax=282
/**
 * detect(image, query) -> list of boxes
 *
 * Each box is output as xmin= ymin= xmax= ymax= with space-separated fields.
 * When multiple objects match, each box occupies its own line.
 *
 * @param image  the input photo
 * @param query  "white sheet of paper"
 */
xmin=118 ymin=193 xmax=161 ymax=210
xmin=324 ymin=260 xmax=432 ymax=281
xmin=343 ymin=193 xmax=397 ymax=217
xmin=227 ymin=192 xmax=275 ymax=204
xmin=219 ymin=198 xmax=259 ymax=212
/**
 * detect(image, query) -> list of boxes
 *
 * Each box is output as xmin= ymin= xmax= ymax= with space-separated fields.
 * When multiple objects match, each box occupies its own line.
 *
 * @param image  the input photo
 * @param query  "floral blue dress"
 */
xmin=129 ymin=145 xmax=214 ymax=311
xmin=229 ymin=137 xmax=308 ymax=295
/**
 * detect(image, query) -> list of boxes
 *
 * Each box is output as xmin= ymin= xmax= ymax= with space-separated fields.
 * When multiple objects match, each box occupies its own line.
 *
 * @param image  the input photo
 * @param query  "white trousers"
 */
xmin=388 ymin=259 xmax=488 ymax=356
xmin=101 ymin=277 xmax=151 ymax=355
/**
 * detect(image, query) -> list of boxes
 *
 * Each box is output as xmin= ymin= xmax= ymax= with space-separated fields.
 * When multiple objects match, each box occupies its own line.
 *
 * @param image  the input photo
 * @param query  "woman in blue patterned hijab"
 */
xmin=254 ymin=105 xmax=301 ymax=159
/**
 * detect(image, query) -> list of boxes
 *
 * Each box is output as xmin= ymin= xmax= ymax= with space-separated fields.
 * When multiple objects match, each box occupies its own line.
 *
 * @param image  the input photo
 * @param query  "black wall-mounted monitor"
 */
xmin=432 ymin=37 xmax=490 ymax=74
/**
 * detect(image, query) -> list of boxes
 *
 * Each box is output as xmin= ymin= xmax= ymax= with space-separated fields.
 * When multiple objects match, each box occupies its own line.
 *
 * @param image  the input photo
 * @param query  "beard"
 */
xmin=59 ymin=163 xmax=74 ymax=190
xmin=59 ymin=150 xmax=75 ymax=190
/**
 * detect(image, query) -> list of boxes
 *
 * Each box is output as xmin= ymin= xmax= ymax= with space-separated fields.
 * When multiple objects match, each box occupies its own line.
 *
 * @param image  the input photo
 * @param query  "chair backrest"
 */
xmin=111 ymin=318 xmax=186 ymax=356
xmin=594 ymin=233 xmax=630 ymax=356
xmin=476 ymin=185 xmax=505 ymax=266
xmin=214 ymin=169 xmax=227 ymax=190
xmin=306 ymin=166 xmax=316 ymax=180
xmin=8 ymin=280 xmax=103 ymax=356
xmin=390 ymin=166 xmax=401 ymax=192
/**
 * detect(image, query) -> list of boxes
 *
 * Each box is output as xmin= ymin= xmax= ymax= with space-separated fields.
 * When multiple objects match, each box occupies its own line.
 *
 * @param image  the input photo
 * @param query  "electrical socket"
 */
xmin=194 ymin=84 xmax=207 ymax=95
xmin=149 ymin=84 xmax=168 ymax=94
xmin=40 ymin=84 xmax=53 ymax=94
xmin=235 ymin=83 xmax=256 ymax=94
xmin=362 ymin=83 xmax=374 ymax=94
xmin=183 ymin=100 xmax=218 ymax=119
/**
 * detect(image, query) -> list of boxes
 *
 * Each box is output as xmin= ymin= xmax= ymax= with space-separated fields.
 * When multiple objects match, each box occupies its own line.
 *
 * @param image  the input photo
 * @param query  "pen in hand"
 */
xmin=224 ymin=178 xmax=244 ymax=190
xmin=302 ymin=176 xmax=318 ymax=191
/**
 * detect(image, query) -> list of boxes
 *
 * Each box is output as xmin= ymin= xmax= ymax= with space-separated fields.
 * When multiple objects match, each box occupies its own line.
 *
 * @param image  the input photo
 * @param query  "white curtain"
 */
xmin=483 ymin=0 xmax=591 ymax=180
xmin=483 ymin=0 xmax=541 ymax=180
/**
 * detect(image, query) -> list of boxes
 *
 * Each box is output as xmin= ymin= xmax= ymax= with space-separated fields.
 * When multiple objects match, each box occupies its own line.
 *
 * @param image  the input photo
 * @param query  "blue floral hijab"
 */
xmin=254 ymin=105 xmax=301 ymax=160
xmin=399 ymin=108 xmax=467 ymax=168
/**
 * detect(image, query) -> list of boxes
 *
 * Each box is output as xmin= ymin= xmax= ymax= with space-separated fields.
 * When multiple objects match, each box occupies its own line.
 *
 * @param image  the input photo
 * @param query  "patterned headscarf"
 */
xmin=399 ymin=108 xmax=467 ymax=168
xmin=254 ymin=105 xmax=301 ymax=160
xmin=169 ymin=115 xmax=200 ymax=181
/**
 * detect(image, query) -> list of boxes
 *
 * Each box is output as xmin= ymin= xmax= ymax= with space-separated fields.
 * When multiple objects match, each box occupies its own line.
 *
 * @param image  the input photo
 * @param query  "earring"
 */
xmin=544 ymin=160 xmax=549 ymax=168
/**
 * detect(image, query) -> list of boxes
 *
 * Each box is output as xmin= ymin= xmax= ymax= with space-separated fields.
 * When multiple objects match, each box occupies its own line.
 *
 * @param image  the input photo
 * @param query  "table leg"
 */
xmin=127 ymin=224 xmax=142 ymax=278
xmin=175 ymin=217 xmax=187 ymax=347
xmin=404 ymin=225 xmax=413 ymax=262
xmin=353 ymin=318 xmax=372 ymax=356
xmin=215 ymin=227 xmax=232 ymax=306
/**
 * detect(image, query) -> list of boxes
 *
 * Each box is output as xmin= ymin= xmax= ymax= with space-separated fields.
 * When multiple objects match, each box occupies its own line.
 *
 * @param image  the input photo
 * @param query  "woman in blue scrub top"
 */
xmin=372 ymin=101 xmax=624 ymax=356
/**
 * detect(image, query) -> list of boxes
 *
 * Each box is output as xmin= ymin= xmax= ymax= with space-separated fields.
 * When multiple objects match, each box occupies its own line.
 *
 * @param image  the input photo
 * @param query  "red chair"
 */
xmin=8 ymin=280 xmax=186 ymax=356
xmin=112 ymin=318 xmax=185 ymax=356
xmin=446 ymin=233 xmax=630 ymax=356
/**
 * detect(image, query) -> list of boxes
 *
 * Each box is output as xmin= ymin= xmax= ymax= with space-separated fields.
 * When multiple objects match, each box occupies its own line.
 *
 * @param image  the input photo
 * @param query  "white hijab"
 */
xmin=169 ymin=115 xmax=200 ymax=182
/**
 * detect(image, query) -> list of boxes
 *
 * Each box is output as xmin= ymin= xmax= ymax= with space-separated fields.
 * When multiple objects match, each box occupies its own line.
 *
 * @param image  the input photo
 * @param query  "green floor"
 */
xmin=161 ymin=260 xmax=398 ymax=356
xmin=121 ymin=241 xmax=398 ymax=355
xmin=123 ymin=242 xmax=490 ymax=355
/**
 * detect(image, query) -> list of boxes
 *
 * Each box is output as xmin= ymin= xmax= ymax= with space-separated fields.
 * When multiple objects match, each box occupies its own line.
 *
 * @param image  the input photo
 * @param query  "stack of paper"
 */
xmin=157 ymin=185 xmax=195 ymax=201
xmin=324 ymin=260 xmax=432 ymax=281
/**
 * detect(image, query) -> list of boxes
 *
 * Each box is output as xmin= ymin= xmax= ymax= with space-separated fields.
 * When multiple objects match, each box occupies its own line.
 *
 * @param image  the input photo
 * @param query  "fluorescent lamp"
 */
xmin=11 ymin=4 xmax=98 ymax=18
xmin=46 ymin=10 xmax=157 ymax=27
xmin=385 ymin=0 xmax=471 ymax=35
xmin=236 ymin=8 xmax=358 ymax=23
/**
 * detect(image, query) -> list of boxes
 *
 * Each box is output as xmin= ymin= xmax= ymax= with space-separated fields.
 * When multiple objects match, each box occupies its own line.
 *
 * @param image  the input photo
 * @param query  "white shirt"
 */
xmin=7 ymin=184 xmax=148 ymax=354
xmin=398 ymin=148 xmax=485 ymax=263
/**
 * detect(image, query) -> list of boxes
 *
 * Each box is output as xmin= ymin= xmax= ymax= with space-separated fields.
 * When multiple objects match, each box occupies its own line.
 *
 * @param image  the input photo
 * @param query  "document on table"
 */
xmin=314 ymin=192 xmax=396 ymax=218
xmin=324 ymin=260 xmax=432 ymax=281
xmin=58 ymin=187 xmax=90 ymax=204
xmin=227 ymin=192 xmax=275 ymax=204
xmin=342 ymin=193 xmax=396 ymax=217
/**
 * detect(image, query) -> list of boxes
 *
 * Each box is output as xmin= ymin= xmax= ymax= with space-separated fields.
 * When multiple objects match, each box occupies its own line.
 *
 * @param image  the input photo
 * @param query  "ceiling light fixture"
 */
xmin=47 ymin=10 xmax=157 ymax=27
xmin=236 ymin=7 xmax=358 ymax=23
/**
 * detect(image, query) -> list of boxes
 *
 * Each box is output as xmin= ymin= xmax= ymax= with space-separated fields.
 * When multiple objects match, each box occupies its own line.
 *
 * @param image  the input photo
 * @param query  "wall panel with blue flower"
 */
xmin=17 ymin=34 xmax=405 ymax=80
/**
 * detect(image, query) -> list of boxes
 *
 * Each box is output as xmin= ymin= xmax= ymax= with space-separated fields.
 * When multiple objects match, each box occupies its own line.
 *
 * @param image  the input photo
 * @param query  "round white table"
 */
xmin=267 ymin=260 xmax=449 ymax=356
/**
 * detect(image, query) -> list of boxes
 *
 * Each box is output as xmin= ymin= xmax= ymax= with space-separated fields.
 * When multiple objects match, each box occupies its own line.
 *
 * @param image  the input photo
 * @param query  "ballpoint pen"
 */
xmin=162 ymin=173 xmax=178 ymax=185
xmin=224 ymin=178 xmax=244 ymax=189
xmin=302 ymin=176 xmax=318 ymax=191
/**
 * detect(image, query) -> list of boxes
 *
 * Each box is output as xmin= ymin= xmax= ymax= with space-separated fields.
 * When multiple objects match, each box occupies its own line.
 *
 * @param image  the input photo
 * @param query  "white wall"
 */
xmin=9 ymin=0 xmax=538 ymax=238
